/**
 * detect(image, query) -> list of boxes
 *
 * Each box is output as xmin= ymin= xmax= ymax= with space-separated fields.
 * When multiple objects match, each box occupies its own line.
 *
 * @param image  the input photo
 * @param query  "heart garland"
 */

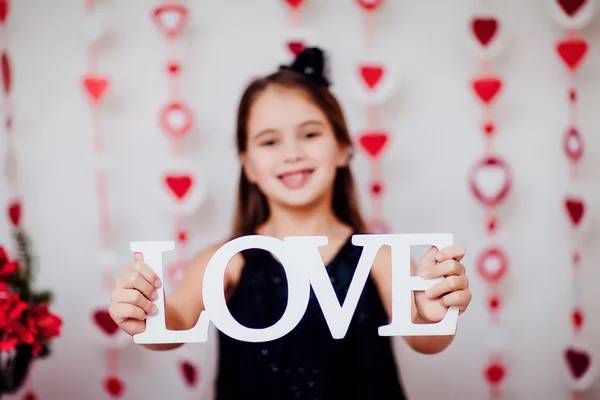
xmin=179 ymin=360 xmax=200 ymax=388
xmin=551 ymin=6 xmax=596 ymax=395
xmin=283 ymin=0 xmax=305 ymax=26
xmin=81 ymin=1 xmax=125 ymax=397
xmin=467 ymin=6 xmax=511 ymax=398
xmin=550 ymin=0 xmax=595 ymax=29
xmin=353 ymin=3 xmax=390 ymax=234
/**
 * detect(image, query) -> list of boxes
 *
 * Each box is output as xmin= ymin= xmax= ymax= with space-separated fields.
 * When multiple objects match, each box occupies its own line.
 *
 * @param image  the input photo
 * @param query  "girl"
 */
xmin=109 ymin=47 xmax=472 ymax=400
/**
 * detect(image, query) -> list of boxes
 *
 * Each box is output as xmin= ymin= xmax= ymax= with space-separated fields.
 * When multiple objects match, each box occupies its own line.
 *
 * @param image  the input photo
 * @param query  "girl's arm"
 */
xmin=370 ymin=246 xmax=455 ymax=355
xmin=141 ymin=243 xmax=244 ymax=351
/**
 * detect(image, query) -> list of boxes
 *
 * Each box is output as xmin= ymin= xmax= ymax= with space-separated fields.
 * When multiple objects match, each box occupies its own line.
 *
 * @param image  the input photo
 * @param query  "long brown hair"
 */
xmin=230 ymin=69 xmax=367 ymax=238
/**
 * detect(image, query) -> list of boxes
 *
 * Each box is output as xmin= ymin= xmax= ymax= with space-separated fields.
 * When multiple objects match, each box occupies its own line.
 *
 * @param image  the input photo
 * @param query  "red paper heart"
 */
xmin=471 ymin=18 xmax=498 ymax=47
xmin=472 ymin=77 xmax=502 ymax=104
xmin=152 ymin=5 xmax=189 ymax=39
xmin=1 ymin=51 xmax=10 ymax=95
xmin=7 ymin=200 xmax=21 ymax=227
xmin=358 ymin=131 xmax=388 ymax=158
xmin=103 ymin=376 xmax=125 ymax=398
xmin=83 ymin=76 xmax=109 ymax=103
xmin=359 ymin=65 xmax=385 ymax=89
xmin=484 ymin=362 xmax=506 ymax=385
xmin=564 ymin=127 xmax=584 ymax=162
xmin=469 ymin=156 xmax=512 ymax=207
xmin=284 ymin=0 xmax=305 ymax=9
xmin=287 ymin=41 xmax=306 ymax=56
xmin=565 ymin=197 xmax=584 ymax=226
xmin=565 ymin=347 xmax=591 ymax=379
xmin=167 ymin=61 xmax=180 ymax=75
xmin=0 ymin=0 xmax=8 ymax=24
xmin=93 ymin=310 xmax=119 ymax=336
xmin=180 ymin=360 xmax=199 ymax=388
xmin=357 ymin=0 xmax=383 ymax=11
xmin=160 ymin=102 xmax=193 ymax=138
xmin=557 ymin=0 xmax=587 ymax=16
xmin=476 ymin=247 xmax=508 ymax=283
xmin=556 ymin=38 xmax=588 ymax=71
xmin=165 ymin=175 xmax=193 ymax=200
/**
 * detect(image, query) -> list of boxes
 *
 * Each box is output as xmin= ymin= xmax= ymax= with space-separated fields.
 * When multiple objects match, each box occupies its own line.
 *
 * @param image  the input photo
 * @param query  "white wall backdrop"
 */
xmin=2 ymin=0 xmax=600 ymax=399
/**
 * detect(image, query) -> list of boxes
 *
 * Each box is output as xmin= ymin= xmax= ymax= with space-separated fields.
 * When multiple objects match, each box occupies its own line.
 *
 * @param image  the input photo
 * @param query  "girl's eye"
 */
xmin=260 ymin=139 xmax=277 ymax=146
xmin=305 ymin=132 xmax=320 ymax=139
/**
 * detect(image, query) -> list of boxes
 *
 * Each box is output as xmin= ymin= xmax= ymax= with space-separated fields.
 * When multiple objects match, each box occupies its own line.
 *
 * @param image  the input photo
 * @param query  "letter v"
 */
xmin=285 ymin=236 xmax=380 ymax=339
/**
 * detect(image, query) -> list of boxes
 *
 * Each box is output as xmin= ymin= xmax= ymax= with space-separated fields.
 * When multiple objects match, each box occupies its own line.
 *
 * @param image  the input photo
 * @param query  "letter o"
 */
xmin=202 ymin=235 xmax=311 ymax=342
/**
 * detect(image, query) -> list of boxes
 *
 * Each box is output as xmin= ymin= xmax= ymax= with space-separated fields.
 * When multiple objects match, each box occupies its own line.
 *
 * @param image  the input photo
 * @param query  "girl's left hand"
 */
xmin=414 ymin=245 xmax=472 ymax=323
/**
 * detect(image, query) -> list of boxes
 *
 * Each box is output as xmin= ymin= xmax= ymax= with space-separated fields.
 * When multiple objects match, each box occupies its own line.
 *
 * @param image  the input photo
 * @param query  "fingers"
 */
xmin=111 ymin=288 xmax=158 ymax=316
xmin=417 ymin=246 xmax=440 ymax=270
xmin=134 ymin=252 xmax=144 ymax=262
xmin=425 ymin=274 xmax=469 ymax=299
xmin=109 ymin=302 xmax=148 ymax=322
xmin=422 ymin=259 xmax=465 ymax=279
xmin=435 ymin=244 xmax=466 ymax=262
xmin=440 ymin=289 xmax=472 ymax=312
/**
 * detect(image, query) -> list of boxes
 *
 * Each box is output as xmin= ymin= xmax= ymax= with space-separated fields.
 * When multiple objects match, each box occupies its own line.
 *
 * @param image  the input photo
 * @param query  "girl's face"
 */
xmin=242 ymin=85 xmax=349 ymax=210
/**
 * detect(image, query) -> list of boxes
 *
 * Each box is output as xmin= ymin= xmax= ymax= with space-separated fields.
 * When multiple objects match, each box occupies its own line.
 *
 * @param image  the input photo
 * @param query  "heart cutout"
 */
xmin=556 ymin=38 xmax=588 ymax=72
xmin=152 ymin=5 xmax=189 ymax=39
xmin=287 ymin=40 xmax=306 ymax=56
xmin=358 ymin=131 xmax=389 ymax=158
xmin=471 ymin=18 xmax=498 ymax=47
xmin=565 ymin=347 xmax=591 ymax=379
xmin=564 ymin=127 xmax=584 ymax=162
xmin=557 ymin=0 xmax=587 ymax=16
xmin=103 ymin=376 xmax=125 ymax=398
xmin=1 ymin=51 xmax=10 ymax=95
xmin=165 ymin=175 xmax=193 ymax=200
xmin=180 ymin=360 xmax=199 ymax=388
xmin=572 ymin=308 xmax=584 ymax=330
xmin=357 ymin=0 xmax=383 ymax=11
xmin=160 ymin=102 xmax=193 ymax=138
xmin=82 ymin=75 xmax=109 ymax=104
xmin=93 ymin=310 xmax=119 ymax=336
xmin=0 ymin=0 xmax=8 ymax=25
xmin=472 ymin=76 xmax=502 ymax=104
xmin=469 ymin=156 xmax=512 ymax=207
xmin=7 ymin=199 xmax=21 ymax=227
xmin=284 ymin=0 xmax=305 ymax=9
xmin=359 ymin=65 xmax=385 ymax=90
xmin=484 ymin=361 xmax=506 ymax=385
xmin=565 ymin=197 xmax=584 ymax=226
xmin=476 ymin=247 xmax=508 ymax=283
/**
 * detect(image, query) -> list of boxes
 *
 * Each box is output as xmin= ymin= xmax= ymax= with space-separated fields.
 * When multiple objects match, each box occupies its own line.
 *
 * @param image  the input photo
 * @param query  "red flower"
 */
xmin=27 ymin=304 xmax=62 ymax=339
xmin=0 ymin=260 xmax=18 ymax=278
xmin=0 ymin=294 xmax=35 ymax=351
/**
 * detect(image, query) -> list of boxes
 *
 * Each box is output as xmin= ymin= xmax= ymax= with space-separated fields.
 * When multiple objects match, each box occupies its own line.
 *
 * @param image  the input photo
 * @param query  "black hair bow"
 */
xmin=279 ymin=47 xmax=331 ymax=88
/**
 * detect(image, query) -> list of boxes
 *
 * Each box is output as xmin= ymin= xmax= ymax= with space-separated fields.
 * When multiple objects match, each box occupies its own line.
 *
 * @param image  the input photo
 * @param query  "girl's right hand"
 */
xmin=109 ymin=253 xmax=162 ymax=336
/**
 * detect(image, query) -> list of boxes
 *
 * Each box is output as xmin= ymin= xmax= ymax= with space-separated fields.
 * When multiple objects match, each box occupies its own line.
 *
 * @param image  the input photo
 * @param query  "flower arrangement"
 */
xmin=0 ymin=230 xmax=62 ymax=395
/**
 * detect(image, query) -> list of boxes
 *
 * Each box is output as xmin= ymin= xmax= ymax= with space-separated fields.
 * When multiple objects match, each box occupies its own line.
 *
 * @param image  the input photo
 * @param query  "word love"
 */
xmin=130 ymin=234 xmax=459 ymax=344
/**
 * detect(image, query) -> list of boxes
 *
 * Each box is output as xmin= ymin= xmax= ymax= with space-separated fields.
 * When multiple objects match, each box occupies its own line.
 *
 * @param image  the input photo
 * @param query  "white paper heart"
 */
xmin=83 ymin=13 xmax=105 ymax=44
xmin=567 ymin=134 xmax=581 ymax=153
xmin=549 ymin=0 xmax=597 ymax=29
xmin=483 ymin=255 xmax=502 ymax=274
xmin=475 ymin=164 xmax=507 ymax=200
xmin=161 ymin=10 xmax=181 ymax=31
xmin=160 ymin=102 xmax=193 ymax=138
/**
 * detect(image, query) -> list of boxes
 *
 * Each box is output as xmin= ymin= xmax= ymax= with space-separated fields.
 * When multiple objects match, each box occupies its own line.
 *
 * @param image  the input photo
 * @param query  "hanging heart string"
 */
xmin=467 ymin=4 xmax=512 ymax=398
xmin=283 ymin=0 xmax=304 ymax=26
xmin=551 ymin=0 xmax=596 ymax=396
xmin=354 ymin=1 xmax=391 ymax=234
xmin=152 ymin=1 xmax=201 ymax=392
xmin=1 ymin=1 xmax=38 ymax=398
xmin=81 ymin=0 xmax=125 ymax=398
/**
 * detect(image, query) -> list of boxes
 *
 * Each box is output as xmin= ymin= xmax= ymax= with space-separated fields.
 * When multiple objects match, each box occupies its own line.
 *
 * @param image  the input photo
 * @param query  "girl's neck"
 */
xmin=257 ymin=200 xmax=351 ymax=240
